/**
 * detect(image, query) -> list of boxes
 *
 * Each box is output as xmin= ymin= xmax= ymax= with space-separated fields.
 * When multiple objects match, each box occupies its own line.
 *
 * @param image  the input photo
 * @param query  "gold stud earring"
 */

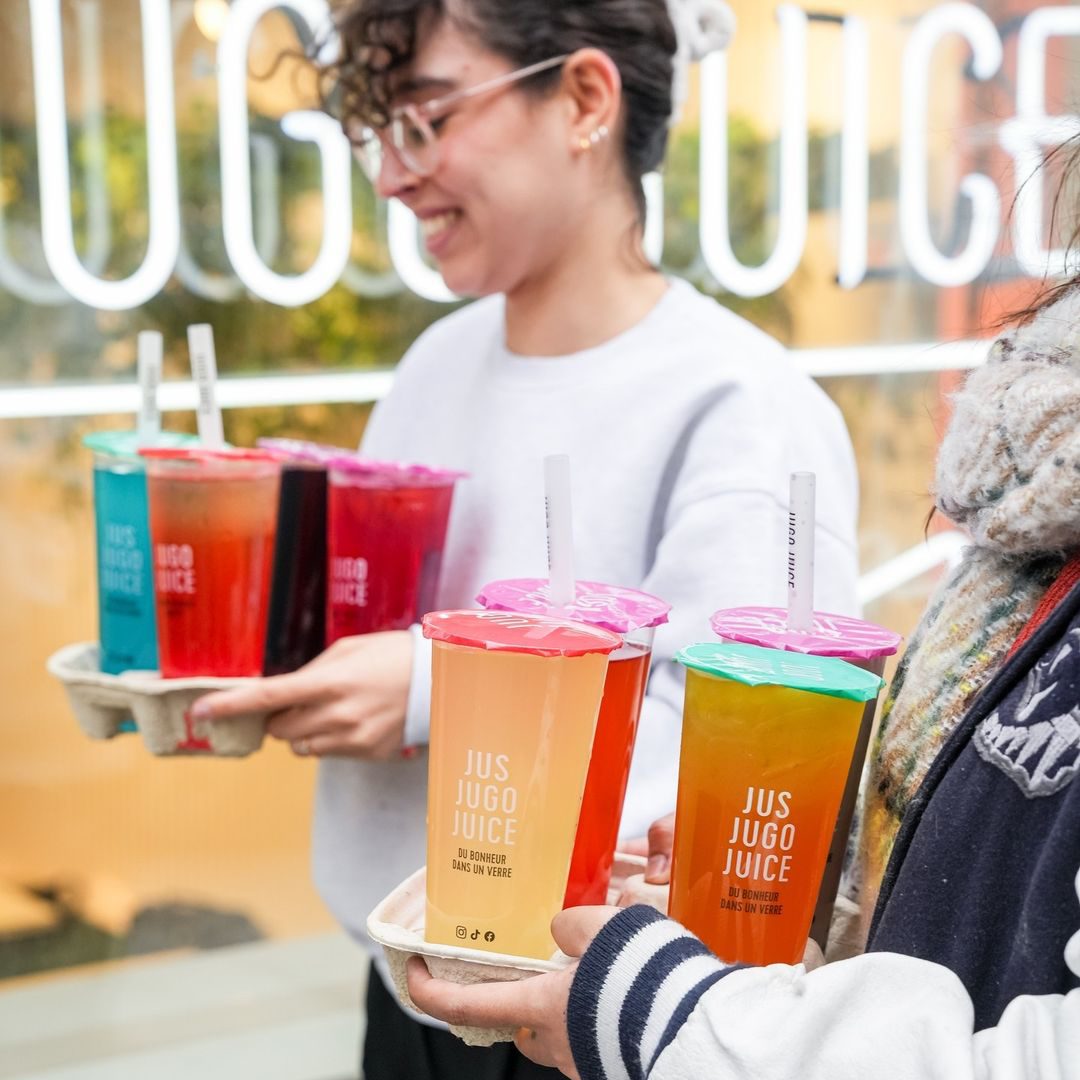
xmin=578 ymin=136 xmax=592 ymax=151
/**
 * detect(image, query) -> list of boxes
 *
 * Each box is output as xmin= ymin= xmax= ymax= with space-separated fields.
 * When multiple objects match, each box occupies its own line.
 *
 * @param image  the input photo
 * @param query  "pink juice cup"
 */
xmin=710 ymin=606 xmax=901 ymax=949
xmin=476 ymin=579 xmax=671 ymax=908
xmin=324 ymin=457 xmax=466 ymax=644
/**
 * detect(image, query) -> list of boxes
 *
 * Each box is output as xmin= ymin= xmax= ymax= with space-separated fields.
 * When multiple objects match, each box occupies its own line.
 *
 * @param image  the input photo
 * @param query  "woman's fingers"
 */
xmin=406 ymin=959 xmax=581 ymax=1078
xmin=645 ymin=812 xmax=676 ymax=883
xmin=191 ymin=667 xmax=335 ymax=720
xmin=406 ymin=956 xmax=539 ymax=1030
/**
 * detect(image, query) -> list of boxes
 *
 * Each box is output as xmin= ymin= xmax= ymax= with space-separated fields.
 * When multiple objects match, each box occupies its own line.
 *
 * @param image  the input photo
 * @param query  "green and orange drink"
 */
xmin=142 ymin=448 xmax=281 ymax=678
xmin=670 ymin=643 xmax=882 ymax=966
xmin=475 ymin=578 xmax=671 ymax=907
xmin=422 ymin=610 xmax=621 ymax=960
xmin=709 ymin=606 xmax=900 ymax=948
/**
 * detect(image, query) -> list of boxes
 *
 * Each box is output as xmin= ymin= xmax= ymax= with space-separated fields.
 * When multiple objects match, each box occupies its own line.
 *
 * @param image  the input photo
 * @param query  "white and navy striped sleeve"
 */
xmin=566 ymin=905 xmax=747 ymax=1080
xmin=565 ymin=878 xmax=1080 ymax=1080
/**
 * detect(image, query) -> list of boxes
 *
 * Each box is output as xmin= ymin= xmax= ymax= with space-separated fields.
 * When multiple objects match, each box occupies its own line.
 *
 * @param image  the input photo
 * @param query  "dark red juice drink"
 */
xmin=257 ymin=441 xmax=350 ymax=675
xmin=475 ymin=578 xmax=671 ymax=908
xmin=142 ymin=448 xmax=280 ymax=677
xmin=326 ymin=460 xmax=463 ymax=643
xmin=263 ymin=464 xmax=327 ymax=674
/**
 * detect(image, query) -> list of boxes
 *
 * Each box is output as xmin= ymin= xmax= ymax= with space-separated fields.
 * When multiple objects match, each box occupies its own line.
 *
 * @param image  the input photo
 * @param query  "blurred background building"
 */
xmin=0 ymin=1 xmax=1077 ymax=1075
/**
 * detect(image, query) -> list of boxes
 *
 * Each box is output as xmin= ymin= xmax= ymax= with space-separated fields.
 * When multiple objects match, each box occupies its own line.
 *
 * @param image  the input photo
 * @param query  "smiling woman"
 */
xmin=190 ymin=2 xmax=863 ymax=1078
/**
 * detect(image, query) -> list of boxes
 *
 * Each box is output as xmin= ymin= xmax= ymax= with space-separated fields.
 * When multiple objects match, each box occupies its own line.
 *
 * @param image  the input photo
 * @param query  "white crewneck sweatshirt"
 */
xmin=312 ymin=280 xmax=860 ymax=986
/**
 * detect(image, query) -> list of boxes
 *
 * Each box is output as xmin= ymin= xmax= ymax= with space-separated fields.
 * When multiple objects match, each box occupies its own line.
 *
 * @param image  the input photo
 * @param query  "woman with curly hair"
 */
xmin=198 ymin=2 xmax=862 ymax=1075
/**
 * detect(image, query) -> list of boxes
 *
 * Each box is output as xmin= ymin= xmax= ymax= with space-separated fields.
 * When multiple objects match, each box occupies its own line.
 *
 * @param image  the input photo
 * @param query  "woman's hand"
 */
xmin=618 ymin=812 xmax=675 ymax=890
xmin=406 ymin=905 xmax=621 ymax=1078
xmin=189 ymin=631 xmax=413 ymax=760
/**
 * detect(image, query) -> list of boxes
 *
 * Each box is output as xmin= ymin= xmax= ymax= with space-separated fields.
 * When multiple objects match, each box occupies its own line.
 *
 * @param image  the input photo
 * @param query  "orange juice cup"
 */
xmin=422 ymin=610 xmax=622 ymax=960
xmin=670 ymin=642 xmax=883 ymax=966
xmin=141 ymin=448 xmax=280 ymax=678
xmin=475 ymin=579 xmax=671 ymax=908
xmin=709 ymin=606 xmax=901 ymax=948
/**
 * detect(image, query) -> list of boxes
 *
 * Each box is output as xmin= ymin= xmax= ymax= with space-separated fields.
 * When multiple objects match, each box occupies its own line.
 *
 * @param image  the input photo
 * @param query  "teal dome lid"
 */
xmin=676 ymin=642 xmax=883 ymax=703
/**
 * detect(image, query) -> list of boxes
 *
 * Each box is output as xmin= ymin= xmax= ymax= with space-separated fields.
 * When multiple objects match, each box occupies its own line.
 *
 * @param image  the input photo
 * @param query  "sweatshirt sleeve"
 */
xmin=401 ymin=623 xmax=433 ymax=749
xmin=568 ymin=870 xmax=1080 ymax=1080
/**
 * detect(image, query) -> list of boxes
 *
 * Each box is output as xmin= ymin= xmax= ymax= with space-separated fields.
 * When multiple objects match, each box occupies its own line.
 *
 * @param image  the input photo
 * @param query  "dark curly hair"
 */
xmin=321 ymin=0 xmax=678 ymax=223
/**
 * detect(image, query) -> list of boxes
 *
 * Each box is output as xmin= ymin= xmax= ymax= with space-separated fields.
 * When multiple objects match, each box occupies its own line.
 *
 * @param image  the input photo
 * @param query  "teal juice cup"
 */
xmin=84 ymin=431 xmax=197 ymax=680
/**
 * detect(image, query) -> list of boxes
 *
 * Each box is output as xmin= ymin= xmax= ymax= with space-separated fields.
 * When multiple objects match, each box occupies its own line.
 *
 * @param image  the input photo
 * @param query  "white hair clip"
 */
xmin=669 ymin=0 xmax=736 ymax=123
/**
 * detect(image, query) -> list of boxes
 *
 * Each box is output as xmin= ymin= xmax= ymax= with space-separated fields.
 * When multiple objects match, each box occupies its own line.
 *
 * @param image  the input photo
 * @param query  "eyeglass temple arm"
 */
xmin=415 ymin=54 xmax=571 ymax=118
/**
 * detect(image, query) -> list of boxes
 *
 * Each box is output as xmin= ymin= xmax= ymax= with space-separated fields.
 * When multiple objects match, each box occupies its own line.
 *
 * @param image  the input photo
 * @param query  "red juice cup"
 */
xmin=325 ymin=458 xmax=464 ymax=643
xmin=476 ymin=578 xmax=671 ymax=907
xmin=141 ymin=448 xmax=281 ymax=677
xmin=710 ymin=606 xmax=901 ymax=948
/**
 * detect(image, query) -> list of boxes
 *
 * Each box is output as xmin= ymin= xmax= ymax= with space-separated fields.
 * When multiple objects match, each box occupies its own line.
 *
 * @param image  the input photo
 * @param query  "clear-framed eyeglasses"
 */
xmin=348 ymin=54 xmax=569 ymax=185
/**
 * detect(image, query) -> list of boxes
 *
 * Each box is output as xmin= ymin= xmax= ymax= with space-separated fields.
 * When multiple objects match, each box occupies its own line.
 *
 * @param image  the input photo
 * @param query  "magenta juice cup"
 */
xmin=710 ymin=606 xmax=901 ymax=949
xmin=476 ymin=579 xmax=671 ymax=908
xmin=325 ymin=458 xmax=465 ymax=644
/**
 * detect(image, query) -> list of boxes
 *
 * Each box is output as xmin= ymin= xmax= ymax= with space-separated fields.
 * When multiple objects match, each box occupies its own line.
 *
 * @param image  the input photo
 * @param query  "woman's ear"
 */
xmin=561 ymin=48 xmax=622 ymax=153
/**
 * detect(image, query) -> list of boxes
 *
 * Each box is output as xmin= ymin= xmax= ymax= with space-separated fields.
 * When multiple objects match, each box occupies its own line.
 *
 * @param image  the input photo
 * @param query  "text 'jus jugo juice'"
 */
xmin=475 ymin=578 xmax=671 ymax=907
xmin=142 ymin=448 xmax=280 ymax=677
xmin=423 ymin=610 xmax=621 ymax=960
xmin=670 ymin=642 xmax=882 ymax=966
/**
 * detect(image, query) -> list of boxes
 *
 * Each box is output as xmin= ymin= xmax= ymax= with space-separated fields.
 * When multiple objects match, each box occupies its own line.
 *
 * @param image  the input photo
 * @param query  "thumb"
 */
xmin=551 ymin=905 xmax=622 ymax=958
xmin=645 ymin=813 xmax=675 ymax=884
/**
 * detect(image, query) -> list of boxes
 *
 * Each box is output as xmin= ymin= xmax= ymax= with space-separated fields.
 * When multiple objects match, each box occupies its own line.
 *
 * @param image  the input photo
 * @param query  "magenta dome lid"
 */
xmin=475 ymin=578 xmax=670 ymax=634
xmin=326 ymin=454 xmax=467 ymax=488
xmin=256 ymin=437 xmax=352 ymax=464
xmin=710 ymin=606 xmax=901 ymax=660
xmin=422 ymin=609 xmax=622 ymax=657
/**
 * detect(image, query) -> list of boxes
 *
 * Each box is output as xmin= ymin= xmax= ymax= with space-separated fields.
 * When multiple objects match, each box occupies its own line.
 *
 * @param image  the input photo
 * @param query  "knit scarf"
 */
xmin=858 ymin=287 xmax=1080 ymax=919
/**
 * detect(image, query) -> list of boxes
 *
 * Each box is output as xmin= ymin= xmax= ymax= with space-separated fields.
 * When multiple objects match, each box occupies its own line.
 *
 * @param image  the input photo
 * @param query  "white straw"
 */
xmin=544 ymin=454 xmax=576 ymax=609
xmin=787 ymin=471 xmax=816 ymax=633
xmin=187 ymin=324 xmax=225 ymax=448
xmin=135 ymin=331 xmax=162 ymax=447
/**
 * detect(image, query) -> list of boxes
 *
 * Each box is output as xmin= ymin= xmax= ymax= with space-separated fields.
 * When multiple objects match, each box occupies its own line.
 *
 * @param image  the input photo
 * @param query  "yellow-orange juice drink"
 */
xmin=670 ymin=643 xmax=883 ymax=966
xmin=423 ymin=610 xmax=621 ymax=960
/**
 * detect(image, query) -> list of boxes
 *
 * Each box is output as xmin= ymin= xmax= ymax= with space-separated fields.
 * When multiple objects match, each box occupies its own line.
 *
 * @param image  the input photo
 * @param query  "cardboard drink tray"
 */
xmin=367 ymin=853 xmax=666 ymax=1046
xmin=46 ymin=642 xmax=266 ymax=757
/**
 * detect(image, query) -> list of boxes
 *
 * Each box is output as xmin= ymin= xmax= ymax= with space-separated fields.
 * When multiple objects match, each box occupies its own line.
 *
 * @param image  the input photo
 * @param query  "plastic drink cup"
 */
xmin=325 ymin=460 xmax=464 ymax=644
xmin=141 ymin=448 xmax=281 ymax=678
xmin=422 ymin=610 xmax=622 ymax=960
xmin=257 ymin=440 xmax=352 ymax=675
xmin=670 ymin=642 xmax=883 ymax=966
xmin=475 ymin=578 xmax=671 ymax=907
xmin=84 ymin=431 xmax=198 ymax=677
xmin=709 ymin=607 xmax=901 ymax=948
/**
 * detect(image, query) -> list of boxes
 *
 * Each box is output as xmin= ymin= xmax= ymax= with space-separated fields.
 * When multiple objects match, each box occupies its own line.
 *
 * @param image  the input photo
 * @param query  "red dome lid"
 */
xmin=422 ymin=610 xmax=622 ymax=657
